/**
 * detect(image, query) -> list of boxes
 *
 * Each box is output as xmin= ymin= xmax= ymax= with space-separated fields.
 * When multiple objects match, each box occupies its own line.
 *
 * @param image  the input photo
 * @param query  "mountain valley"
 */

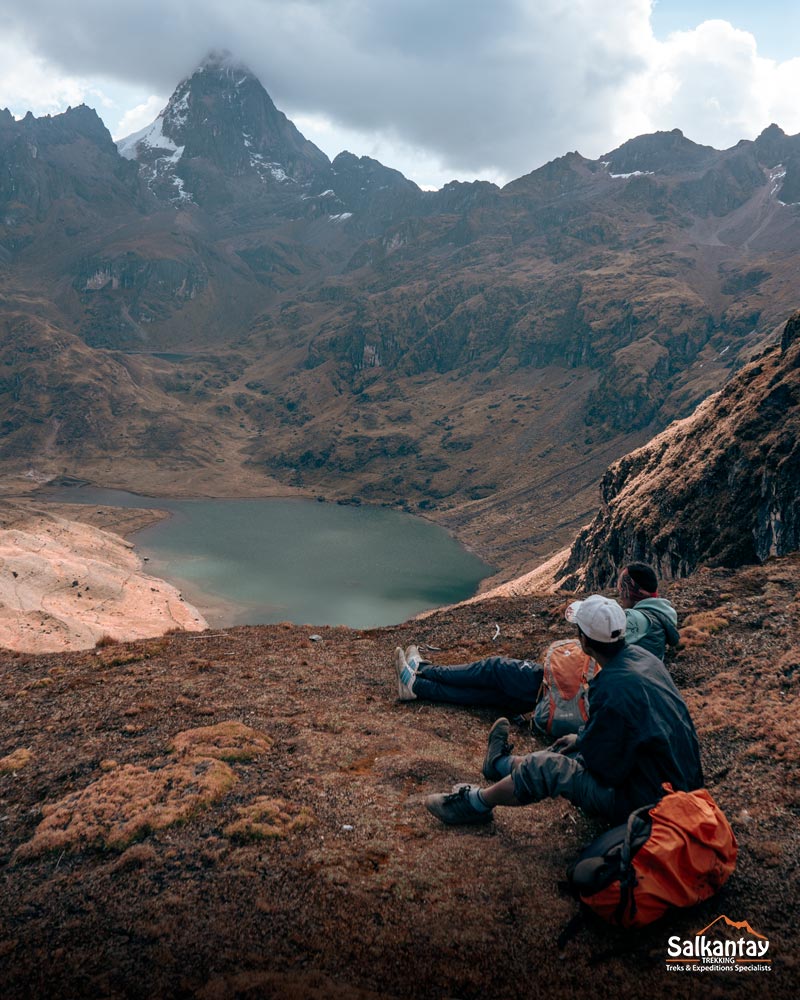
xmin=2 ymin=53 xmax=800 ymax=579
xmin=1 ymin=51 xmax=800 ymax=999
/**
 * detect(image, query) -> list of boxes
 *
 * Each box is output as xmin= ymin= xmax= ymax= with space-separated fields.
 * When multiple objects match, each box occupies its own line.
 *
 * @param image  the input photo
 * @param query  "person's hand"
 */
xmin=551 ymin=732 xmax=578 ymax=754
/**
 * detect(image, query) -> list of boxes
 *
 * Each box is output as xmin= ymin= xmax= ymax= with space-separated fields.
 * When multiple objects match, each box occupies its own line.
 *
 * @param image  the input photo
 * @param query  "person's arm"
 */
xmin=624 ymin=608 xmax=650 ymax=646
xmin=551 ymin=732 xmax=578 ymax=754
xmin=576 ymin=705 xmax=637 ymax=787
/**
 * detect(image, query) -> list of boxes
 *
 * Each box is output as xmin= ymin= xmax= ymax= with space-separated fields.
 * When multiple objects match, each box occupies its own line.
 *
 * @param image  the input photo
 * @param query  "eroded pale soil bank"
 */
xmin=0 ymin=502 xmax=207 ymax=652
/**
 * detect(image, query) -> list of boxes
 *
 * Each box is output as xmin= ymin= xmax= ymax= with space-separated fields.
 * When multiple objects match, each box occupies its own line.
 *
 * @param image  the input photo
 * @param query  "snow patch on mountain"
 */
xmin=769 ymin=164 xmax=787 ymax=197
xmin=117 ymin=114 xmax=181 ymax=161
xmin=609 ymin=170 xmax=654 ymax=179
xmin=249 ymin=152 xmax=292 ymax=184
xmin=117 ymin=112 xmax=192 ymax=206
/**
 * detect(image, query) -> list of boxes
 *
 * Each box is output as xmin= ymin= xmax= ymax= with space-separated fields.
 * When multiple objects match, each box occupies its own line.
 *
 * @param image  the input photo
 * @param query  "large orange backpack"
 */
xmin=533 ymin=639 xmax=599 ymax=737
xmin=567 ymin=786 xmax=738 ymax=928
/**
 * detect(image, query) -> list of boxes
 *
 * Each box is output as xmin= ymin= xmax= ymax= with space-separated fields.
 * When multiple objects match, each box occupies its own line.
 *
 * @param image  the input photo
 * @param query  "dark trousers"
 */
xmin=413 ymin=657 xmax=543 ymax=713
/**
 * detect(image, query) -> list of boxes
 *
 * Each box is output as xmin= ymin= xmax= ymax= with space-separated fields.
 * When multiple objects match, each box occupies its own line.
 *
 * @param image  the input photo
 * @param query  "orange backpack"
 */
xmin=567 ymin=786 xmax=738 ymax=928
xmin=533 ymin=639 xmax=600 ymax=737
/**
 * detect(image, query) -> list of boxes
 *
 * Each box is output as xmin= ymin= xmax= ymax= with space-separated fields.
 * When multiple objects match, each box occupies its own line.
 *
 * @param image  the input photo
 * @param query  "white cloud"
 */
xmin=0 ymin=35 xmax=90 ymax=116
xmin=0 ymin=3 xmax=799 ymax=187
xmin=620 ymin=20 xmax=798 ymax=148
xmin=114 ymin=95 xmax=167 ymax=140
xmin=566 ymin=18 xmax=800 ymax=159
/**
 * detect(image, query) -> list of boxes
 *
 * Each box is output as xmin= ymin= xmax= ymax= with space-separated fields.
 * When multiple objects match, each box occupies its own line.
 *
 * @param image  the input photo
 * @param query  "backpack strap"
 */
xmin=615 ymin=803 xmax=656 ymax=924
xmin=557 ymin=911 xmax=586 ymax=950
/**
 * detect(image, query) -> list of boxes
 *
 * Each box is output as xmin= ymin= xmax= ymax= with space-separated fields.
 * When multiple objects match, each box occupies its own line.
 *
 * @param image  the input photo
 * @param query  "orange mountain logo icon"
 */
xmin=696 ymin=915 xmax=767 ymax=939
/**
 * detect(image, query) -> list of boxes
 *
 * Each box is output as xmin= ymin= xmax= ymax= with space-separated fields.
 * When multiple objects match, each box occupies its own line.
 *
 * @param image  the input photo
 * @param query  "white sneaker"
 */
xmin=394 ymin=646 xmax=417 ymax=701
xmin=405 ymin=644 xmax=428 ymax=670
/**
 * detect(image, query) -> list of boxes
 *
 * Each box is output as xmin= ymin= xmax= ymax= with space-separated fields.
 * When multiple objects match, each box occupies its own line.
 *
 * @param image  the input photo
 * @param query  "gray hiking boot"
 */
xmin=394 ymin=646 xmax=417 ymax=701
xmin=482 ymin=717 xmax=514 ymax=783
xmin=425 ymin=784 xmax=493 ymax=826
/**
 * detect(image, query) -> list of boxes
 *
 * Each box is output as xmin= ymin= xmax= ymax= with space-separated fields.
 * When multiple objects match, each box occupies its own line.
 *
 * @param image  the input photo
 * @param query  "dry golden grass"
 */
xmin=0 ymin=748 xmax=32 ymax=773
xmin=15 ymin=757 xmax=236 ymax=858
xmin=109 ymin=843 xmax=158 ymax=873
xmin=223 ymin=797 xmax=315 ymax=842
xmin=169 ymin=721 xmax=273 ymax=762
xmin=678 ymin=607 xmax=732 ymax=649
xmin=101 ymin=651 xmax=146 ymax=668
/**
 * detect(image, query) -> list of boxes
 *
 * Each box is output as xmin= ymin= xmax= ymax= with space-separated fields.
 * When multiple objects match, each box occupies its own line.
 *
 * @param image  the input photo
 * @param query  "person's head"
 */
xmin=566 ymin=594 xmax=627 ymax=660
xmin=617 ymin=562 xmax=659 ymax=609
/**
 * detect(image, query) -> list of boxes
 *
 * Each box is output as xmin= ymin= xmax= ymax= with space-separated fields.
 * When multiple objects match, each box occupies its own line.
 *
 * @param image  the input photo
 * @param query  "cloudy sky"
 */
xmin=1 ymin=0 xmax=799 ymax=189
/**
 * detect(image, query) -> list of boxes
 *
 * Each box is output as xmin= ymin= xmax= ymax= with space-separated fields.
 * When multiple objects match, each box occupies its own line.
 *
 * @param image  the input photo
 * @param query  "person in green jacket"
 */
xmin=614 ymin=562 xmax=680 ymax=658
xmin=394 ymin=562 xmax=680 ymax=710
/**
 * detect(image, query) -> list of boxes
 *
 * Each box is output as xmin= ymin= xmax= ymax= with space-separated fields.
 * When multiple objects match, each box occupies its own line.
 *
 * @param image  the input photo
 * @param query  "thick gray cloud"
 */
xmin=1 ymin=1 xmax=797 ymax=185
xmin=0 ymin=0 xmax=654 ymax=178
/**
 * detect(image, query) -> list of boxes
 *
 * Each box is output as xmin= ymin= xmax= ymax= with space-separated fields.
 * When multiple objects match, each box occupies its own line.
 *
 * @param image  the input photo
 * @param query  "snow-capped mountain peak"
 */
xmin=116 ymin=54 xmax=330 ymax=207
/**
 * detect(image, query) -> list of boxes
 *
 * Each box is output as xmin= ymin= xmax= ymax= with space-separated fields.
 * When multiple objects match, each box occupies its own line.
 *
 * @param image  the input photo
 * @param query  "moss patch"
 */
xmin=0 ymin=748 xmax=32 ymax=773
xmin=223 ymin=797 xmax=315 ymax=842
xmin=15 ymin=757 xmax=236 ymax=858
xmin=169 ymin=721 xmax=272 ymax=762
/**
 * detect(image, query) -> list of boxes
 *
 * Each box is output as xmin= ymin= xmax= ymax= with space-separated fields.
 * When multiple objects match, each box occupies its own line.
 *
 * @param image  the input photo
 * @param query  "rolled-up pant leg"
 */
xmin=511 ymin=751 xmax=616 ymax=821
xmin=413 ymin=657 xmax=543 ymax=712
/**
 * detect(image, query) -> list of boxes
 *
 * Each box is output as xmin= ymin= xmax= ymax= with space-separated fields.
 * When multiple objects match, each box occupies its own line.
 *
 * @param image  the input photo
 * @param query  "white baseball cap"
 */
xmin=565 ymin=595 xmax=627 ymax=643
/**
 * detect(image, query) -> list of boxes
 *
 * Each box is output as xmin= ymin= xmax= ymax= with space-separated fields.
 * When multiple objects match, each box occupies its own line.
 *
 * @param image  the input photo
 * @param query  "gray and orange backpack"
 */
xmin=566 ymin=785 xmax=738 ymax=928
xmin=533 ymin=638 xmax=599 ymax=737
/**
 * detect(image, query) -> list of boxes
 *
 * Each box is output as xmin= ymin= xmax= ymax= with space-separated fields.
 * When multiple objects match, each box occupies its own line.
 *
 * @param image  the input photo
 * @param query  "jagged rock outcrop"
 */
xmin=0 ymin=104 xmax=145 ymax=249
xmin=330 ymin=151 xmax=421 ymax=229
xmin=603 ymin=129 xmax=717 ymax=176
xmin=561 ymin=311 xmax=800 ymax=588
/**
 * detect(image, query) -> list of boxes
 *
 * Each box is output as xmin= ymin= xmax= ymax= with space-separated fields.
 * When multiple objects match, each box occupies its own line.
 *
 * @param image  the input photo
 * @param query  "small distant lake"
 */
xmin=46 ymin=488 xmax=492 ymax=629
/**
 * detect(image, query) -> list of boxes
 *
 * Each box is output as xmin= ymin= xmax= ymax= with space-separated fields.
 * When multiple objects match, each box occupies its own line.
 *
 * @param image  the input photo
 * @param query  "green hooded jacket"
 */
xmin=624 ymin=597 xmax=680 ymax=660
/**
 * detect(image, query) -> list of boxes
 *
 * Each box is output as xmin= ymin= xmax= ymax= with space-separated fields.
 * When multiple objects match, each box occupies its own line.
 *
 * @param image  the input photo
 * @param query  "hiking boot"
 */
xmin=482 ymin=717 xmax=514 ymax=783
xmin=425 ymin=784 xmax=493 ymax=826
xmin=394 ymin=646 xmax=417 ymax=701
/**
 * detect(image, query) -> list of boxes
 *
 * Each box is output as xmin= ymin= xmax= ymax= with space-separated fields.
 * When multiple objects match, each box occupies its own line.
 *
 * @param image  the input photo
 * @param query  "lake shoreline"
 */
xmin=27 ymin=477 xmax=499 ymax=571
xmin=36 ymin=487 xmax=493 ymax=632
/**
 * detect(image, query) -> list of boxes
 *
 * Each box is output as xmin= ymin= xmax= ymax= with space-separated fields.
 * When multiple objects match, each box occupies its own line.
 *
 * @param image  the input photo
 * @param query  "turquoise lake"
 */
xmin=47 ymin=488 xmax=492 ymax=629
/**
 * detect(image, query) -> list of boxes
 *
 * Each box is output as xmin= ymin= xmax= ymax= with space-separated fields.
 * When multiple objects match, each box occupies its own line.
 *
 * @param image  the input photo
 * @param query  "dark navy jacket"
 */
xmin=575 ymin=644 xmax=703 ymax=822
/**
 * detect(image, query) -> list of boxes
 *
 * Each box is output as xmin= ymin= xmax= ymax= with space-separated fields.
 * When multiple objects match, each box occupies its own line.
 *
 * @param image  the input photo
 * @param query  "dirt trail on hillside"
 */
xmin=0 ymin=557 xmax=798 ymax=998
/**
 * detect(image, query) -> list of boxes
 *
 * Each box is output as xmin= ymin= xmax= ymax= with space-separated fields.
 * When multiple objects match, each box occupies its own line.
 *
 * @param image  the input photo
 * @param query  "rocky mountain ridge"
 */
xmin=118 ymin=53 xmax=332 ymax=207
xmin=561 ymin=310 xmax=800 ymax=588
xmin=3 ymin=56 xmax=800 ymax=573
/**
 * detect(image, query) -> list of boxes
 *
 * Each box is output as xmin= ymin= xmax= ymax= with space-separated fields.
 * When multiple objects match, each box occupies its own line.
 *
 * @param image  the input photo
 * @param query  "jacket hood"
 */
xmin=633 ymin=597 xmax=678 ymax=626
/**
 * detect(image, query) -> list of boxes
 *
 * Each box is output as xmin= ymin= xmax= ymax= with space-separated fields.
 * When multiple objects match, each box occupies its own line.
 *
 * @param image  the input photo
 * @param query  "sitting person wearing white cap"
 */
xmin=424 ymin=595 xmax=703 ymax=827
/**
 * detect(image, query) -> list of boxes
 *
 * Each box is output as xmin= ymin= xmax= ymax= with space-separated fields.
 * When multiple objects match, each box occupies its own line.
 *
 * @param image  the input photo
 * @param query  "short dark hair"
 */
xmin=624 ymin=562 xmax=658 ymax=594
xmin=578 ymin=627 xmax=626 ymax=658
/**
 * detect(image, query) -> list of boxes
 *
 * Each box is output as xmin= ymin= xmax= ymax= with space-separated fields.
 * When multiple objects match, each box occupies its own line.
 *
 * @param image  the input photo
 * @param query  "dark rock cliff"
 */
xmin=561 ymin=311 xmax=800 ymax=588
xmin=0 ymin=105 xmax=144 ymax=225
